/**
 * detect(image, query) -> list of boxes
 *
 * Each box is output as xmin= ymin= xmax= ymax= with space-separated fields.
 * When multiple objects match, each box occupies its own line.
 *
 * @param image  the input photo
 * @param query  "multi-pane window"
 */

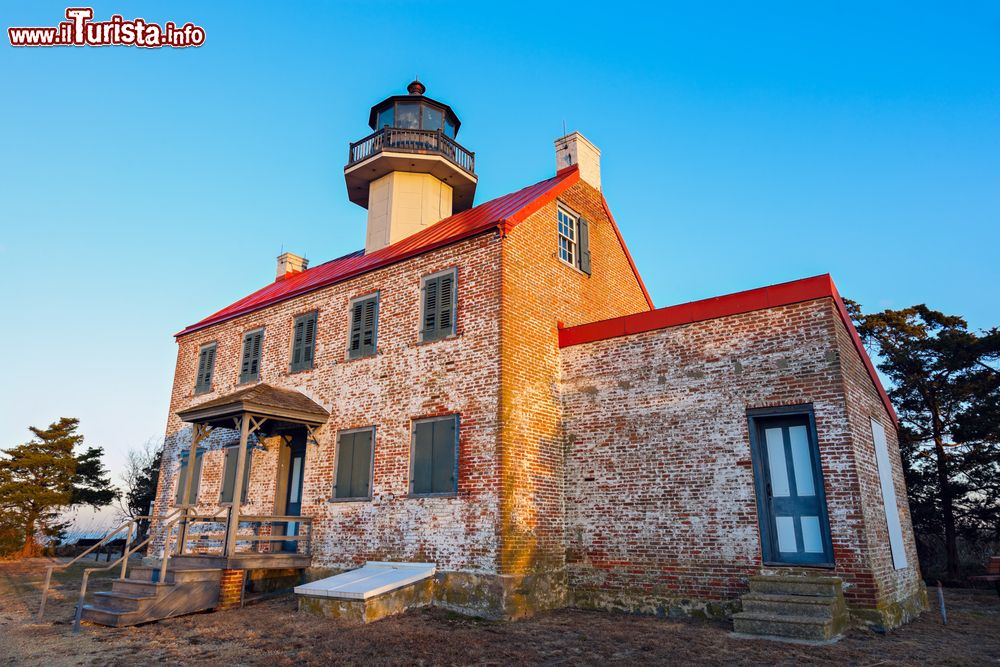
xmin=557 ymin=206 xmax=592 ymax=275
xmin=194 ymin=343 xmax=217 ymax=394
xmin=348 ymin=295 xmax=379 ymax=359
xmin=421 ymin=269 xmax=457 ymax=343
xmin=333 ymin=428 xmax=374 ymax=500
xmin=410 ymin=415 xmax=458 ymax=496
xmin=290 ymin=312 xmax=318 ymax=373
xmin=239 ymin=329 xmax=264 ymax=384
xmin=220 ymin=444 xmax=252 ymax=504
xmin=175 ymin=448 xmax=204 ymax=505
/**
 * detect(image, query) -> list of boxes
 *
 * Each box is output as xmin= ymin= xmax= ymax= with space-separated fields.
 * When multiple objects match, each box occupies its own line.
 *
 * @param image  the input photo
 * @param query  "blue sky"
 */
xmin=2 ymin=1 xmax=998 ymax=486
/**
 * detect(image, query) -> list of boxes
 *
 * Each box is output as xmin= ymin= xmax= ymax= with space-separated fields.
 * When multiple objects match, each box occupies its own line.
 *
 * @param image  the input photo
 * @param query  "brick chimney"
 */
xmin=276 ymin=252 xmax=308 ymax=280
xmin=554 ymin=131 xmax=601 ymax=191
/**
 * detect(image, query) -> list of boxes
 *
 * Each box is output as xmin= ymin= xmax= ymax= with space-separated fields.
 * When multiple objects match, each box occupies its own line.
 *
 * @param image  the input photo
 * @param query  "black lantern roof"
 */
xmin=367 ymin=80 xmax=462 ymax=138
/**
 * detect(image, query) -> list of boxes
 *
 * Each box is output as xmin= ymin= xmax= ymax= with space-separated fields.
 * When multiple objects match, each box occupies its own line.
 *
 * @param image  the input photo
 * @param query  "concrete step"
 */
xmin=129 ymin=565 xmax=222 ymax=584
xmin=732 ymin=611 xmax=837 ymax=641
xmin=92 ymin=591 xmax=159 ymax=612
xmin=740 ymin=592 xmax=841 ymax=619
xmin=111 ymin=578 xmax=174 ymax=596
xmin=748 ymin=574 xmax=843 ymax=597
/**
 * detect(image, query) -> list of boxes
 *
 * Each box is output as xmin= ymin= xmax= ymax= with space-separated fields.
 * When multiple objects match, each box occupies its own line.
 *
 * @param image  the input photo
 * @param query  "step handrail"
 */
xmin=69 ymin=508 xmax=196 ymax=633
xmin=37 ymin=507 xmax=184 ymax=620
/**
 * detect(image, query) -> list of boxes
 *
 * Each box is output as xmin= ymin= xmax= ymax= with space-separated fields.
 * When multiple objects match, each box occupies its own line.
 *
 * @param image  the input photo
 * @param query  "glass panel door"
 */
xmin=752 ymin=413 xmax=833 ymax=565
xmin=282 ymin=438 xmax=306 ymax=553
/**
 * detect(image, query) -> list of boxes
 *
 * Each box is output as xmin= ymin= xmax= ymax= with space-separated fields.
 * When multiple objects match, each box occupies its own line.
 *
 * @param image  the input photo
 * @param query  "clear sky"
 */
xmin=2 ymin=1 xmax=998 ymax=490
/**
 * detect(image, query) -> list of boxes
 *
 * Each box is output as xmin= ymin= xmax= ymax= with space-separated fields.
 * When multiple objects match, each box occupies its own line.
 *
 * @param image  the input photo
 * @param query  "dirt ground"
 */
xmin=1 ymin=559 xmax=998 ymax=666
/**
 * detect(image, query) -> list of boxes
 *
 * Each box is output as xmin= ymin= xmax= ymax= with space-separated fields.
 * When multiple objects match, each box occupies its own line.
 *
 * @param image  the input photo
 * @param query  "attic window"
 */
xmin=558 ymin=206 xmax=592 ymax=275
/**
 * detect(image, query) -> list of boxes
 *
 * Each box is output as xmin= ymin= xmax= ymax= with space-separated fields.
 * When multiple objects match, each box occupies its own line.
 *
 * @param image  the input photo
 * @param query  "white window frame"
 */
xmin=557 ymin=205 xmax=579 ymax=267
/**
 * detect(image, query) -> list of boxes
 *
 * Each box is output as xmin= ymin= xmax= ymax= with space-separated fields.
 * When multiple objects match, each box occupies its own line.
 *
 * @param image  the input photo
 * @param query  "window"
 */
xmin=377 ymin=106 xmax=393 ymax=128
xmin=175 ymin=448 xmax=204 ymax=505
xmin=420 ymin=269 xmax=457 ymax=342
xmin=348 ymin=294 xmax=379 ymax=359
xmin=220 ymin=444 xmax=252 ymax=504
xmin=422 ymin=105 xmax=443 ymax=131
xmin=194 ymin=343 xmax=217 ymax=394
xmin=239 ymin=329 xmax=264 ymax=384
xmin=871 ymin=418 xmax=908 ymax=569
xmin=290 ymin=312 xmax=317 ymax=373
xmin=333 ymin=428 xmax=374 ymax=500
xmin=557 ymin=206 xmax=592 ymax=275
xmin=395 ymin=102 xmax=420 ymax=129
xmin=410 ymin=415 xmax=458 ymax=496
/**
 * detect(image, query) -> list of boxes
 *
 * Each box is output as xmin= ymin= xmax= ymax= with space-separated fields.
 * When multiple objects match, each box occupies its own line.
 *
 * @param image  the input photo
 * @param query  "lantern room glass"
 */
xmin=374 ymin=101 xmax=454 ymax=134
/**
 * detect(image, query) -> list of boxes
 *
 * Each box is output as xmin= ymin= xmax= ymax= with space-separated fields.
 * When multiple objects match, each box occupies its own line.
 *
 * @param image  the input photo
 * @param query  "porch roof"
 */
xmin=176 ymin=383 xmax=329 ymax=429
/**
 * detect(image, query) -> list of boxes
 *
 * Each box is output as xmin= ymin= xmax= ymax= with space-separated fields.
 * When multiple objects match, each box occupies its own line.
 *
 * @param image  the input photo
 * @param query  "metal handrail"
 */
xmin=37 ymin=507 xmax=184 ymax=620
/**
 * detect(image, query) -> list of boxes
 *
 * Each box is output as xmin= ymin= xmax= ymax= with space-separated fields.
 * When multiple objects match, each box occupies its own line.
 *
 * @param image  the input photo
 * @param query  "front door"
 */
xmin=751 ymin=411 xmax=834 ymax=566
xmin=282 ymin=436 xmax=306 ymax=553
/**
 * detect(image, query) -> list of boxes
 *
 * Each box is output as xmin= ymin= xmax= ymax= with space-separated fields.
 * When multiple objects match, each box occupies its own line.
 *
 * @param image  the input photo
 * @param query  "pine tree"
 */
xmin=0 ymin=418 xmax=118 ymax=558
xmin=847 ymin=301 xmax=1000 ymax=580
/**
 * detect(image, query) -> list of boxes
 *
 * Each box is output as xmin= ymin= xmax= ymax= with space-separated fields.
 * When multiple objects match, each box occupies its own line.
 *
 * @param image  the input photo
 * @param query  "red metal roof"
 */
xmin=558 ymin=274 xmax=898 ymax=426
xmin=177 ymin=166 xmax=582 ymax=337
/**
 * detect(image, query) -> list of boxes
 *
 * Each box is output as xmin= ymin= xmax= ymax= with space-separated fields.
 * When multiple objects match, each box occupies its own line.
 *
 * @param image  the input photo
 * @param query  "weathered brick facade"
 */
xmin=559 ymin=297 xmax=925 ymax=626
xmin=150 ymin=156 xmax=923 ymax=627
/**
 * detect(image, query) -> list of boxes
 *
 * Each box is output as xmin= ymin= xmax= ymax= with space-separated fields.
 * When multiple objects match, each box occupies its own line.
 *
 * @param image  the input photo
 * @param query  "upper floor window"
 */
xmin=239 ymin=328 xmax=264 ymax=384
xmin=420 ymin=269 xmax=457 ymax=343
xmin=410 ymin=415 xmax=458 ymax=496
xmin=290 ymin=312 xmax=318 ymax=373
xmin=194 ymin=343 xmax=217 ymax=395
xmin=557 ymin=206 xmax=592 ymax=275
xmin=348 ymin=294 xmax=379 ymax=359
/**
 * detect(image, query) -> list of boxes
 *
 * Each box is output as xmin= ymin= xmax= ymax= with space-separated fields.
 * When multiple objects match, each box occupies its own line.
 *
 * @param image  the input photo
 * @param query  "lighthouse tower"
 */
xmin=344 ymin=81 xmax=478 ymax=254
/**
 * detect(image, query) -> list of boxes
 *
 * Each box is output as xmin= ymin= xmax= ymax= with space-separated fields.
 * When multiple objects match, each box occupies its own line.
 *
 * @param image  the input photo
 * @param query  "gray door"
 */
xmin=751 ymin=413 xmax=834 ymax=566
xmin=282 ymin=437 xmax=306 ymax=553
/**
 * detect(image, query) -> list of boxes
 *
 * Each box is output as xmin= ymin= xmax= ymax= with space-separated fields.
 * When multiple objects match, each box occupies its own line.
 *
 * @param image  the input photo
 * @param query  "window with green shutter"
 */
xmin=194 ymin=343 xmax=217 ymax=394
xmin=333 ymin=428 xmax=374 ymax=500
xmin=348 ymin=295 xmax=379 ymax=359
xmin=239 ymin=329 xmax=264 ymax=384
xmin=420 ymin=269 xmax=457 ymax=343
xmin=410 ymin=415 xmax=458 ymax=496
xmin=219 ymin=444 xmax=252 ymax=504
xmin=290 ymin=311 xmax=318 ymax=372
xmin=175 ymin=448 xmax=204 ymax=505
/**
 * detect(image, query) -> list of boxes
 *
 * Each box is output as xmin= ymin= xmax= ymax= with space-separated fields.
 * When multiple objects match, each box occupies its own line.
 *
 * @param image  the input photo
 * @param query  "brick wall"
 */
xmin=152 ymin=232 xmax=503 ymax=574
xmin=558 ymin=297 xmax=922 ymax=621
xmin=498 ymin=180 xmax=650 ymax=578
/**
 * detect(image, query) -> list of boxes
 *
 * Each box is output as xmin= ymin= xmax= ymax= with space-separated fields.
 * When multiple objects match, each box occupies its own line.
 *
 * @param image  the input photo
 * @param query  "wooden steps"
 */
xmin=732 ymin=574 xmax=849 ymax=642
xmin=79 ymin=566 xmax=223 ymax=627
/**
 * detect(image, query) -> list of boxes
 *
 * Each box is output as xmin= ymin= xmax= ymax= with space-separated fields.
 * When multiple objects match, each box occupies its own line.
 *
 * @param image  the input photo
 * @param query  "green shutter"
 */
xmin=196 ymin=345 xmax=216 ymax=394
xmin=303 ymin=313 xmax=316 ymax=366
xmin=412 ymin=422 xmax=434 ymax=494
xmin=422 ymin=277 xmax=440 ymax=339
xmin=437 ymin=274 xmax=454 ymax=336
xmin=334 ymin=432 xmax=355 ymax=498
xmin=412 ymin=417 xmax=457 ymax=495
xmin=291 ymin=312 xmax=316 ymax=371
xmin=348 ymin=298 xmax=377 ymax=359
xmin=240 ymin=330 xmax=263 ymax=383
xmin=195 ymin=349 xmax=209 ymax=392
xmin=351 ymin=429 xmax=373 ymax=498
xmin=577 ymin=216 xmax=592 ymax=275
xmin=220 ymin=446 xmax=252 ymax=503
xmin=176 ymin=449 xmax=203 ymax=504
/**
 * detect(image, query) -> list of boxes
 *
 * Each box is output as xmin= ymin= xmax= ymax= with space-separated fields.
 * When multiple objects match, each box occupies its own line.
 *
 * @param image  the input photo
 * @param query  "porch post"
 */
xmin=224 ymin=414 xmax=251 ymax=557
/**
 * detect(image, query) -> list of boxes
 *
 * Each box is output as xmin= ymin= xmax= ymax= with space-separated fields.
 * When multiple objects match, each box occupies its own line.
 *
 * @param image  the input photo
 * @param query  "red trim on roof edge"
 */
xmin=176 ymin=166 xmax=581 ymax=338
xmin=601 ymin=195 xmax=654 ymax=311
xmin=558 ymin=274 xmax=898 ymax=426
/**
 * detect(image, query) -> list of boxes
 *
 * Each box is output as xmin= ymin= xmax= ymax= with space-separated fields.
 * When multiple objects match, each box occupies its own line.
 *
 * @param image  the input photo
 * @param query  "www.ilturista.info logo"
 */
xmin=8 ymin=8 xmax=205 ymax=48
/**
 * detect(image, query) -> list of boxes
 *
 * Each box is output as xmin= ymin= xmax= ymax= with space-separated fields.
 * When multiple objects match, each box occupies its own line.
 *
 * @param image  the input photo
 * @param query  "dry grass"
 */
xmin=1 ymin=558 xmax=998 ymax=666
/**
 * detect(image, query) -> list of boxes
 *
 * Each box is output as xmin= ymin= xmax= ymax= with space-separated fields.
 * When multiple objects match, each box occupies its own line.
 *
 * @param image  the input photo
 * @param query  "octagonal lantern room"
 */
xmin=344 ymin=81 xmax=477 ymax=222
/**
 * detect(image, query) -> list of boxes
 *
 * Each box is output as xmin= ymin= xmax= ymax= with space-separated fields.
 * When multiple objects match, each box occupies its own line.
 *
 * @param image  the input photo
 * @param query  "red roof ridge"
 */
xmin=558 ymin=274 xmax=898 ymax=426
xmin=175 ymin=166 xmax=581 ymax=337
